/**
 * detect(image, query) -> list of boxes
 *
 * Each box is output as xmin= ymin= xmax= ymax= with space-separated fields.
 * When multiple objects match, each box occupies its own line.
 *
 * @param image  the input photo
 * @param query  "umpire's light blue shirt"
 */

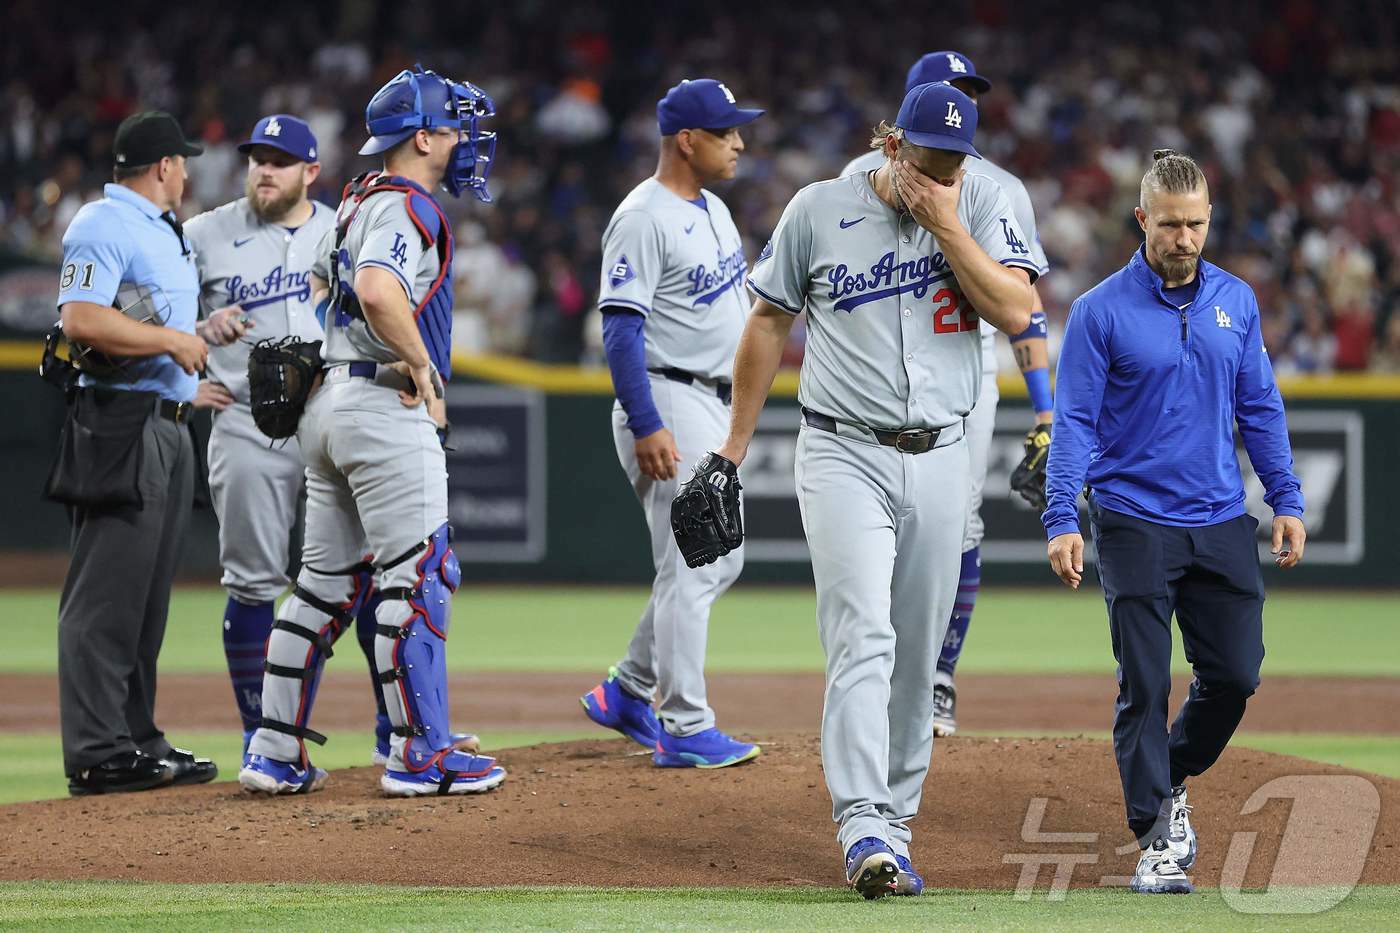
xmin=56 ymin=184 xmax=200 ymax=402
xmin=1043 ymin=247 xmax=1304 ymax=539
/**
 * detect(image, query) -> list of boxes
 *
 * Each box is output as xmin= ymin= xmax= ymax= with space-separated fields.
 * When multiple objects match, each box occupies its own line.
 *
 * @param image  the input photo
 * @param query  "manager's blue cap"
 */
xmin=905 ymin=50 xmax=992 ymax=95
xmin=657 ymin=79 xmax=764 ymax=136
xmin=239 ymin=114 xmax=319 ymax=162
xmin=896 ymin=82 xmax=981 ymax=158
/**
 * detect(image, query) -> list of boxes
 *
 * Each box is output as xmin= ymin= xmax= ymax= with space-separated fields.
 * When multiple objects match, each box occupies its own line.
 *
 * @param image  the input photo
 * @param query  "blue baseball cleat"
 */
xmin=580 ymin=666 xmax=661 ymax=748
xmin=238 ymin=755 xmax=328 ymax=795
xmin=845 ymin=837 xmax=899 ymax=899
xmin=381 ymin=751 xmax=507 ymax=796
xmin=652 ymin=727 xmax=760 ymax=769
xmin=372 ymin=715 xmax=480 ymax=766
xmin=894 ymin=854 xmax=925 ymax=895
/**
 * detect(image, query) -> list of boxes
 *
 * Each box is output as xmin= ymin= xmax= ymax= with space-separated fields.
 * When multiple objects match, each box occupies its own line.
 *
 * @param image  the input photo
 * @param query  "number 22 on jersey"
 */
xmin=931 ymin=287 xmax=977 ymax=334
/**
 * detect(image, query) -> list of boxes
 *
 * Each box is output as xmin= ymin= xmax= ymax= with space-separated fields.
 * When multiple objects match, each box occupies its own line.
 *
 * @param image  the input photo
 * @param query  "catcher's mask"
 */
xmin=359 ymin=64 xmax=497 ymax=202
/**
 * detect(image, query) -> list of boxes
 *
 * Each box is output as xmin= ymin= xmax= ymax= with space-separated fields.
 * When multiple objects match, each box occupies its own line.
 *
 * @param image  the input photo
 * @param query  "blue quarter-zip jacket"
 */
xmin=1042 ymin=247 xmax=1304 ymax=539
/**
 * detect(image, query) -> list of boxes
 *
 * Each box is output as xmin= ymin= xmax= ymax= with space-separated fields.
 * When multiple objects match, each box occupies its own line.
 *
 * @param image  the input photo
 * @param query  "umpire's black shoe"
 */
xmin=161 ymin=748 xmax=219 ymax=786
xmin=67 ymin=750 xmax=175 ymax=797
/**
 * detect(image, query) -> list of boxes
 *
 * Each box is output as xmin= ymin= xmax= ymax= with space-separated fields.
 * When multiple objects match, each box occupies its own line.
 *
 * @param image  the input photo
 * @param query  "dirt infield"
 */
xmin=2 ymin=671 xmax=1397 ymax=736
xmin=2 ymin=735 xmax=1396 ymax=889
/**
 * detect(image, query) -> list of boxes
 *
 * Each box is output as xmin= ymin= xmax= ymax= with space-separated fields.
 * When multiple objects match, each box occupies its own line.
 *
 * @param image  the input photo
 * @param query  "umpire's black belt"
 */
xmin=157 ymin=398 xmax=192 ymax=424
xmin=801 ymin=406 xmax=953 ymax=455
xmin=648 ymin=367 xmax=732 ymax=405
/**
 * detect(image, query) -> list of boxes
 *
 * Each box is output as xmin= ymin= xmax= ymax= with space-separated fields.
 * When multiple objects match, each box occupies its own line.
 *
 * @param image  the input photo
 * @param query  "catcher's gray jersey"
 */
xmin=748 ymin=170 xmax=1038 ymax=429
xmin=323 ymin=194 xmax=441 ymax=367
xmin=597 ymin=178 xmax=747 ymax=381
xmin=842 ymin=150 xmax=1049 ymax=373
xmin=186 ymin=199 xmax=334 ymax=402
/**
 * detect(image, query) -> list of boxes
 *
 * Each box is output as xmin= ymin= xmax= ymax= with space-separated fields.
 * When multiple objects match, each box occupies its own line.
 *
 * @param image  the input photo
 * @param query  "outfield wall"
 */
xmin=1 ymin=345 xmax=1395 ymax=587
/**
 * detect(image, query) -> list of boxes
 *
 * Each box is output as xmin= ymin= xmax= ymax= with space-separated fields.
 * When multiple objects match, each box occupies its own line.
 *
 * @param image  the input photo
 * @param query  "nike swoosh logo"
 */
xmin=684 ymin=223 xmax=696 ymax=235
xmin=233 ymin=237 xmax=254 ymax=248
xmin=839 ymin=217 xmax=865 ymax=229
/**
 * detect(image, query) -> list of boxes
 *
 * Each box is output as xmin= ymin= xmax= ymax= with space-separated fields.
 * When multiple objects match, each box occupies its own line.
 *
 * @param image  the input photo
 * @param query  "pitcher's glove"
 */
xmin=670 ymin=452 xmax=743 ymax=568
xmin=247 ymin=337 xmax=323 ymax=440
xmin=1009 ymin=424 xmax=1051 ymax=512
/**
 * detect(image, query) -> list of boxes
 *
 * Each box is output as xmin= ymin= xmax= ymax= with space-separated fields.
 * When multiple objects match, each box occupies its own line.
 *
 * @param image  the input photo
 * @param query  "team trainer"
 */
xmin=1044 ymin=150 xmax=1306 ymax=895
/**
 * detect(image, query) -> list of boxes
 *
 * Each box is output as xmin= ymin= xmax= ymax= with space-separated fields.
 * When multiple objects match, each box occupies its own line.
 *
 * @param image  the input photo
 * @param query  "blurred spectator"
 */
xmin=0 ymin=0 xmax=1396 ymax=371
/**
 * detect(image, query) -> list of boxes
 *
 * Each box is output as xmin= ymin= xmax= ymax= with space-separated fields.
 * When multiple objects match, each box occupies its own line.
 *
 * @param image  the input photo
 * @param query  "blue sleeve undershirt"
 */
xmin=601 ymin=308 xmax=664 ymax=438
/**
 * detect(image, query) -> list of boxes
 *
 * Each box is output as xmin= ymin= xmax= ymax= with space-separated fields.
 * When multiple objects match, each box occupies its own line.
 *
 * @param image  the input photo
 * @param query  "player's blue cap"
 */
xmin=656 ymin=79 xmax=764 ymax=136
xmin=896 ymin=82 xmax=981 ymax=158
xmin=905 ymin=51 xmax=992 ymax=95
xmin=238 ymin=114 xmax=319 ymax=162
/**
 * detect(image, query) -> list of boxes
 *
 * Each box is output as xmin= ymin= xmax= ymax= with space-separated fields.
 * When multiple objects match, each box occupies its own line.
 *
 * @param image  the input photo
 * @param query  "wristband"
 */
xmin=1024 ymin=366 xmax=1053 ymax=415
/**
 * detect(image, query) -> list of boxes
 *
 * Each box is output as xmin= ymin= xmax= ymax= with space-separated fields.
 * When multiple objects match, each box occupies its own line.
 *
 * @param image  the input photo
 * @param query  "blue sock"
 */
xmin=223 ymin=597 xmax=274 ymax=733
xmin=937 ymin=547 xmax=981 ymax=679
xmin=356 ymin=591 xmax=391 ymax=729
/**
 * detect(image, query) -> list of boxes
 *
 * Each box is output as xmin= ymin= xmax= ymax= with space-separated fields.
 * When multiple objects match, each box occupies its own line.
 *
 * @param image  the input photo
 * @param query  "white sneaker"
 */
xmin=1131 ymin=837 xmax=1194 ymax=894
xmin=1167 ymin=784 xmax=1196 ymax=869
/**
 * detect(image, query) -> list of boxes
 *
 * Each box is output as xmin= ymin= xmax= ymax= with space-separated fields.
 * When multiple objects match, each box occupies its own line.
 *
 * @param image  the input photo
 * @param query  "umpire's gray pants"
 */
xmin=795 ymin=419 xmax=969 ymax=859
xmin=59 ymin=414 xmax=192 ymax=774
xmin=610 ymin=375 xmax=743 ymax=737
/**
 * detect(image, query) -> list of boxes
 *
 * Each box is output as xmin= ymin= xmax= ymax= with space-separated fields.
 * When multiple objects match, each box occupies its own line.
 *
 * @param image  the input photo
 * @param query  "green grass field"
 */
xmin=4 ymin=586 xmax=1397 ymax=676
xmin=0 ymin=882 xmax=1396 ymax=931
xmin=2 ymin=586 xmax=1395 ymax=930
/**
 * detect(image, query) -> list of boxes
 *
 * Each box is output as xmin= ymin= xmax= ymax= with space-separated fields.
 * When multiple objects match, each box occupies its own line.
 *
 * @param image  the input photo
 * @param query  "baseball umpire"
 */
xmin=675 ymin=83 xmax=1035 ymax=897
xmin=49 ymin=111 xmax=223 ymax=794
xmin=1044 ymin=150 xmax=1306 ymax=894
xmin=842 ymin=52 xmax=1054 ymax=738
xmin=580 ymin=78 xmax=763 ymax=769
xmin=239 ymin=65 xmax=503 ymax=797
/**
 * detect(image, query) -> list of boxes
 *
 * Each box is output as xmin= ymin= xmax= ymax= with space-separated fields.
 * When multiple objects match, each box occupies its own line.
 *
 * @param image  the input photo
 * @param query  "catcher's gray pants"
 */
xmin=59 ymin=412 xmax=191 ymax=774
xmin=963 ymin=367 xmax=999 ymax=552
xmin=795 ymin=418 xmax=969 ymax=859
xmin=247 ymin=370 xmax=448 ymax=771
xmin=610 ymin=374 xmax=743 ymax=737
xmin=208 ymin=402 xmax=305 ymax=604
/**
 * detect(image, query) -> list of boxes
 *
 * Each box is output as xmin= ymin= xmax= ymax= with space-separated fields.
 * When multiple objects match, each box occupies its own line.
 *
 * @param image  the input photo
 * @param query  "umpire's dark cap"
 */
xmin=114 ymin=111 xmax=203 ymax=166
xmin=657 ymin=79 xmax=764 ymax=135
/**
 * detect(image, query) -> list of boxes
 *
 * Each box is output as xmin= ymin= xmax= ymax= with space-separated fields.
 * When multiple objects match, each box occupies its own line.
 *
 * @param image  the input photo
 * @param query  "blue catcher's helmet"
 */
xmin=359 ymin=64 xmax=497 ymax=201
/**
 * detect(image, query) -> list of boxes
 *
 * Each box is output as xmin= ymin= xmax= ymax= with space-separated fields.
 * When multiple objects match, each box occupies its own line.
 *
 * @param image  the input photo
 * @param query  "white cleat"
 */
xmin=1167 ymin=784 xmax=1197 ymax=869
xmin=1131 ymin=837 xmax=1194 ymax=894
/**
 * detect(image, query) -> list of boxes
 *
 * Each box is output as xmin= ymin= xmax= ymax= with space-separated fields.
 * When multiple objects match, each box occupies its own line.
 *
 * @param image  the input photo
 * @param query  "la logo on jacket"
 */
xmin=1215 ymin=306 xmax=1232 ymax=328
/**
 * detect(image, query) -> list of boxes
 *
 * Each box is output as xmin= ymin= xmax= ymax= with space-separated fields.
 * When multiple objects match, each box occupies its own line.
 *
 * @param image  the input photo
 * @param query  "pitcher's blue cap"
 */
xmin=239 ymin=114 xmax=318 ymax=162
xmin=905 ymin=51 xmax=992 ymax=95
xmin=657 ymin=79 xmax=764 ymax=135
xmin=896 ymin=82 xmax=980 ymax=158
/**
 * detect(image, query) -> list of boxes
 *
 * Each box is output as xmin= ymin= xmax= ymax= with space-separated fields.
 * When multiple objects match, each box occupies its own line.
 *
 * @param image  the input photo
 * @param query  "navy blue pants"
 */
xmin=1089 ymin=500 xmax=1265 ymax=844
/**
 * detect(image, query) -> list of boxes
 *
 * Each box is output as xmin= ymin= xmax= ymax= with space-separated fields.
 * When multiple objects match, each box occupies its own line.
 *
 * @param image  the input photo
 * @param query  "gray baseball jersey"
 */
xmin=842 ymin=150 xmax=1048 ymax=374
xmin=749 ymin=170 xmax=1038 ymax=428
xmin=186 ymin=199 xmax=334 ymax=402
xmin=597 ymin=178 xmax=748 ymax=381
xmin=323 ymin=194 xmax=441 ymax=367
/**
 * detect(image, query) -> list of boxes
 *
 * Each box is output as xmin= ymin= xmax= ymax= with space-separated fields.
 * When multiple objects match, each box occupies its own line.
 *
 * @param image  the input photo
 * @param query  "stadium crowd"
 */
xmin=2 ymin=0 xmax=1397 ymax=372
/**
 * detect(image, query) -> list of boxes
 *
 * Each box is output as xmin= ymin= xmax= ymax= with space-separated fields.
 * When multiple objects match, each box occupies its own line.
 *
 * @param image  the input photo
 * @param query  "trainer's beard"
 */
xmin=246 ymin=175 xmax=305 ymax=223
xmin=1160 ymin=254 xmax=1199 ymax=285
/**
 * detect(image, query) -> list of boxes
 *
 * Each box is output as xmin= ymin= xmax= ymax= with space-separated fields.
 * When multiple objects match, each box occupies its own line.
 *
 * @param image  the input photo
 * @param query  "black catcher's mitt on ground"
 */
xmin=1009 ymin=424 xmax=1051 ymax=512
xmin=247 ymin=337 xmax=323 ymax=440
xmin=671 ymin=452 xmax=743 ymax=568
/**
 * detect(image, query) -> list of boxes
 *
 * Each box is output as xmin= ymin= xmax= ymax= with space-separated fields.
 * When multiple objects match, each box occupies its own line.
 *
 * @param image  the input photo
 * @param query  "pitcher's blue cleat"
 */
xmin=581 ymin=667 xmax=661 ymax=748
xmin=845 ymin=837 xmax=899 ymax=899
xmin=652 ymin=727 xmax=760 ymax=768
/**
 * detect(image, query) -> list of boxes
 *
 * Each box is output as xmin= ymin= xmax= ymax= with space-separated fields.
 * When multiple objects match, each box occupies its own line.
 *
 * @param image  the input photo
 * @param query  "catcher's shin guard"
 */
xmin=253 ymin=562 xmax=373 ymax=766
xmin=374 ymin=524 xmax=468 ymax=774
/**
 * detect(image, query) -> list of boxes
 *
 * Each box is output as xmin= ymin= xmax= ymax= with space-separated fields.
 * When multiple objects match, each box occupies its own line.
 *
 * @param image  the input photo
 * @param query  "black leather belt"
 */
xmin=801 ymin=407 xmax=942 ymax=454
xmin=648 ymin=367 xmax=732 ymax=405
xmin=157 ymin=398 xmax=192 ymax=424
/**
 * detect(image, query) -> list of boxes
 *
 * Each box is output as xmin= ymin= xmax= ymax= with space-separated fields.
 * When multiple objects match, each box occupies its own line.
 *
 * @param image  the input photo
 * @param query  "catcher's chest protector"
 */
xmin=330 ymin=172 xmax=456 ymax=379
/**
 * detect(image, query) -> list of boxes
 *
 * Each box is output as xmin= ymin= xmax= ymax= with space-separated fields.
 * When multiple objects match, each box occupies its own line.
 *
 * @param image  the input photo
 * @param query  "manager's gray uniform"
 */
xmin=598 ymin=177 xmax=748 ymax=736
xmin=843 ymin=152 xmax=1050 ymax=550
xmin=185 ymin=200 xmax=333 ymax=603
xmin=749 ymin=169 xmax=1038 ymax=857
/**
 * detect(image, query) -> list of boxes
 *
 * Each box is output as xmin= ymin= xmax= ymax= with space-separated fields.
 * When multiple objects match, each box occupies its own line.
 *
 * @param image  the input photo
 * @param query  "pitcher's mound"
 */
xmin=3 ymin=735 xmax=1396 ymax=889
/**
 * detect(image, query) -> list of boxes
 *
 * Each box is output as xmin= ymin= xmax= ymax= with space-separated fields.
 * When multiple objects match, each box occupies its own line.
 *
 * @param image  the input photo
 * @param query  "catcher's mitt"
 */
xmin=1009 ymin=424 xmax=1051 ymax=512
xmin=670 ymin=452 xmax=744 ymax=568
xmin=247 ymin=337 xmax=323 ymax=440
